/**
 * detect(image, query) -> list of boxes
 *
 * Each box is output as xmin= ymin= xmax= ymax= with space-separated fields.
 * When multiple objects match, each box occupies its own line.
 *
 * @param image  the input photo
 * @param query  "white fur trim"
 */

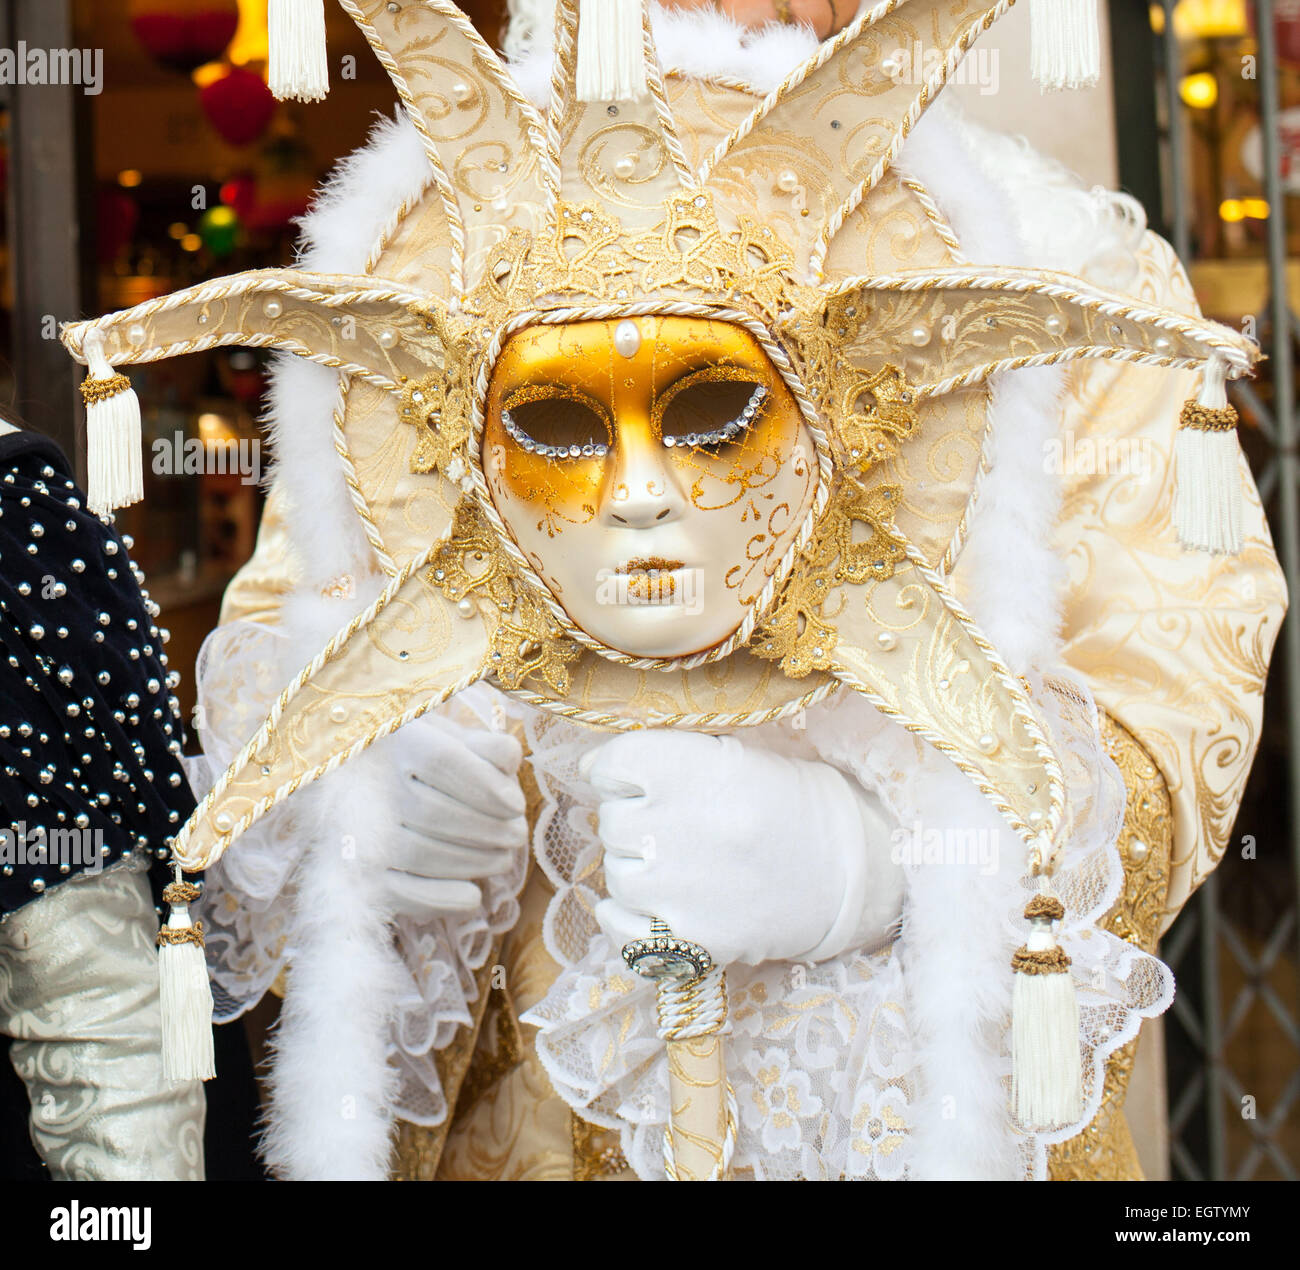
xmin=258 ymin=751 xmax=405 ymax=1180
xmin=296 ymin=113 xmax=431 ymax=275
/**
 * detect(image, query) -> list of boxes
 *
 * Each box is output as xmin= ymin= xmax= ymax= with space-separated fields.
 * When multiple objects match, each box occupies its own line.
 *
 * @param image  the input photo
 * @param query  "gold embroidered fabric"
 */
xmin=1055 ymin=235 xmax=1287 ymax=929
xmin=1049 ymin=712 xmax=1174 ymax=1181
xmin=435 ymin=871 xmax=580 ymax=1181
xmin=217 ymin=483 xmax=303 ymax=627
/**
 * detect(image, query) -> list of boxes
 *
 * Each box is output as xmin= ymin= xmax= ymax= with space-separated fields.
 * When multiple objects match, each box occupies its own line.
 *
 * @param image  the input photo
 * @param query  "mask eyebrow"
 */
xmin=494 ymin=324 xmax=617 ymax=405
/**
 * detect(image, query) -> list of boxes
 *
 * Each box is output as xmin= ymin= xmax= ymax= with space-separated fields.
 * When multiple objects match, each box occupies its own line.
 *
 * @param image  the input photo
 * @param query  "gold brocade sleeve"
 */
xmin=217 ymin=482 xmax=303 ymax=627
xmin=1049 ymin=712 xmax=1174 ymax=1180
xmin=1056 ymin=233 xmax=1287 ymax=934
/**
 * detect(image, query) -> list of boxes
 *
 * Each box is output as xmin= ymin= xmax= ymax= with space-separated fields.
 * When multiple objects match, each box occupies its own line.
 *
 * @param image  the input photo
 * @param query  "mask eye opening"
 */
xmin=653 ymin=365 xmax=770 ymax=451
xmin=499 ymin=384 xmax=614 ymax=460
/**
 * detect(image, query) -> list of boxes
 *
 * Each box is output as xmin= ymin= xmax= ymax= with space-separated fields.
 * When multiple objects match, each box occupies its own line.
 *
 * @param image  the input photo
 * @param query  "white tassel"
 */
xmin=1174 ymin=358 xmax=1243 ymax=555
xmin=269 ymin=0 xmax=329 ymax=103
xmin=1011 ymin=892 xmax=1082 ymax=1130
xmin=157 ymin=872 xmax=216 ymax=1083
xmin=81 ymin=331 xmax=143 ymax=519
xmin=576 ymin=0 xmax=647 ymax=103
xmin=1030 ymin=0 xmax=1100 ymax=91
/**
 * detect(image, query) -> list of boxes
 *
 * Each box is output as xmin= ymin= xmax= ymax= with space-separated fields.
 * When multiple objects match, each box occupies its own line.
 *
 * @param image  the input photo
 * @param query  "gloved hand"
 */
xmin=587 ymin=731 xmax=903 ymax=966
xmin=384 ymin=713 xmax=528 ymax=919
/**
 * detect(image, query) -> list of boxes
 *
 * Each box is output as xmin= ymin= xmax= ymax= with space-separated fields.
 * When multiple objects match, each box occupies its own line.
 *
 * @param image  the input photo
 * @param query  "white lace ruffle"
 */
xmin=528 ymin=934 xmax=918 ymax=1180
xmin=191 ymin=618 xmax=528 ymax=1126
xmin=521 ymin=671 xmax=1173 ymax=1180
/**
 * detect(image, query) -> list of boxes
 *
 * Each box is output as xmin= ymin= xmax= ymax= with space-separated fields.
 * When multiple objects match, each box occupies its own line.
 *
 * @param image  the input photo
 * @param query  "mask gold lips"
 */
xmin=616 ymin=557 xmax=685 ymax=603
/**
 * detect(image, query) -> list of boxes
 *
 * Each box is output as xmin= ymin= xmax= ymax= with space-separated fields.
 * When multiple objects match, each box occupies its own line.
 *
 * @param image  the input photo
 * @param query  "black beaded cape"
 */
xmin=0 ymin=429 xmax=196 ymax=918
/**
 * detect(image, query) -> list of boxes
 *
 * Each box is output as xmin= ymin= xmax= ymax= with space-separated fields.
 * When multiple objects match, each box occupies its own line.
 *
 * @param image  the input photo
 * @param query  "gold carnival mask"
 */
xmin=484 ymin=317 xmax=817 ymax=656
xmin=61 ymin=0 xmax=1256 ymax=876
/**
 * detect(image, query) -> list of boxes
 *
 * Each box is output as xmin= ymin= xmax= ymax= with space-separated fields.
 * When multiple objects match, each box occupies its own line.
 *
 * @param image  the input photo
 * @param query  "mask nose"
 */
xmin=600 ymin=427 xmax=687 ymax=530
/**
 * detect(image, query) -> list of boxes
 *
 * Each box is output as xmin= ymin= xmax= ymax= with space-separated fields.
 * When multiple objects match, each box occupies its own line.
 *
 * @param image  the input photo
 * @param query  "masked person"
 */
xmin=60 ymin=0 xmax=1284 ymax=1181
xmin=0 ymin=420 xmax=204 ymax=1179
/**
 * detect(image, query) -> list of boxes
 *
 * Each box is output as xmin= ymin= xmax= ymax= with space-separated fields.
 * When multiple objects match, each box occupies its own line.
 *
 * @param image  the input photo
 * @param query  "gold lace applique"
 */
xmin=400 ymin=303 xmax=475 ymax=477
xmin=426 ymin=500 xmax=580 ymax=695
xmin=752 ymin=477 xmax=907 ymax=677
xmin=532 ymin=202 xmax=633 ymax=300
xmin=625 ymin=193 xmax=793 ymax=317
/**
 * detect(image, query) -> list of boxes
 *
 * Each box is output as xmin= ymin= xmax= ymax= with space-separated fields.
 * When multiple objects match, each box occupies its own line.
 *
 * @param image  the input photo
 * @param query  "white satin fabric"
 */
xmin=0 ymin=854 xmax=205 ymax=1180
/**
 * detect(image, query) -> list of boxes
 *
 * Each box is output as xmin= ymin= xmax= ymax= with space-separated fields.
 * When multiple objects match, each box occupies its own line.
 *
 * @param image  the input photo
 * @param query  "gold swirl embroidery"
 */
xmin=427 ymin=501 xmax=580 ymax=695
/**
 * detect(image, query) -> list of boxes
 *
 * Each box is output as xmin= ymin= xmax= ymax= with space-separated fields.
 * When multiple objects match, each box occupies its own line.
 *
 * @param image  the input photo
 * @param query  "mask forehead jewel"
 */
xmin=614 ymin=319 xmax=642 ymax=360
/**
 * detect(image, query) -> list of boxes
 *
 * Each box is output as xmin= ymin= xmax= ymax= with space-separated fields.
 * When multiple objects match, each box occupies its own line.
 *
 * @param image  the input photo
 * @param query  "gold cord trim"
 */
xmin=157 ymin=922 xmax=205 ymax=949
xmin=163 ymin=880 xmax=201 ymax=904
xmin=1011 ymin=945 xmax=1071 ymax=975
xmin=80 ymin=373 xmax=131 ymax=405
xmin=1180 ymin=401 xmax=1238 ymax=432
xmin=1024 ymin=894 xmax=1065 ymax=921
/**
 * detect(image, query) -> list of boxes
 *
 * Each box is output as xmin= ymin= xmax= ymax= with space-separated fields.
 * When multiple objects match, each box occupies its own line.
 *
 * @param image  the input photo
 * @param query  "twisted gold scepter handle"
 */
xmin=623 ymin=918 xmax=736 ymax=1181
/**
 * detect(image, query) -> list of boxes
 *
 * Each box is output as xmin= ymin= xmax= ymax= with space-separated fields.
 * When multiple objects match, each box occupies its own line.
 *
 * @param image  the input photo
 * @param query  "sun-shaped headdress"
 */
xmin=62 ymin=0 xmax=1254 ymax=885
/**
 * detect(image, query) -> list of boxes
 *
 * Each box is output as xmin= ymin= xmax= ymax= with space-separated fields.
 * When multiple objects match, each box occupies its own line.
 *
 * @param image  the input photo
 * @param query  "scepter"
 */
xmin=622 ymin=918 xmax=736 ymax=1181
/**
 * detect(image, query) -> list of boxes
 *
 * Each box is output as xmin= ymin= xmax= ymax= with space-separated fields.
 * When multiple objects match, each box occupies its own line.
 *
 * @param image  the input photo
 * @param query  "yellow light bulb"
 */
xmin=1179 ymin=72 xmax=1218 ymax=110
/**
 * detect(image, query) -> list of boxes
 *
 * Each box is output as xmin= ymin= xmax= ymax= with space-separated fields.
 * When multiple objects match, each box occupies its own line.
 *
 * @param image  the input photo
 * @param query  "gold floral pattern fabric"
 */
xmin=1055 ymin=235 xmax=1286 ymax=931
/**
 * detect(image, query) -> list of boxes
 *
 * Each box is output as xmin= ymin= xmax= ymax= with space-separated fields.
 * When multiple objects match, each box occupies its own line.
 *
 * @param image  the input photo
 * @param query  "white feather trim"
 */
xmin=295 ymin=112 xmax=432 ymax=275
xmin=258 ymin=747 xmax=404 ymax=1180
xmin=955 ymin=367 xmax=1068 ymax=672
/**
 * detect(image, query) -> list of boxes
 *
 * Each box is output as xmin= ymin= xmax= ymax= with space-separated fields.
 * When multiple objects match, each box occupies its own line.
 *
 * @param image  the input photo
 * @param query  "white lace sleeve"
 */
xmin=189 ymin=618 xmax=304 ymax=1021
xmin=192 ymin=618 xmax=528 ymax=1127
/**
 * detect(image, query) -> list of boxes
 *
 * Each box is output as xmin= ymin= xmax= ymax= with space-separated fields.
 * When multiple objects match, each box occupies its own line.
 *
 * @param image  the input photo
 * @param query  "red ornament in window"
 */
xmin=130 ymin=0 xmax=240 ymax=73
xmin=200 ymin=66 xmax=277 ymax=147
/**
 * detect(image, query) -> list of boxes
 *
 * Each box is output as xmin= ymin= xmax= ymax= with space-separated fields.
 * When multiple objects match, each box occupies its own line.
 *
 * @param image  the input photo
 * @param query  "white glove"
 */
xmin=384 ymin=713 xmax=528 ymax=919
xmin=588 ymin=731 xmax=903 ymax=966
